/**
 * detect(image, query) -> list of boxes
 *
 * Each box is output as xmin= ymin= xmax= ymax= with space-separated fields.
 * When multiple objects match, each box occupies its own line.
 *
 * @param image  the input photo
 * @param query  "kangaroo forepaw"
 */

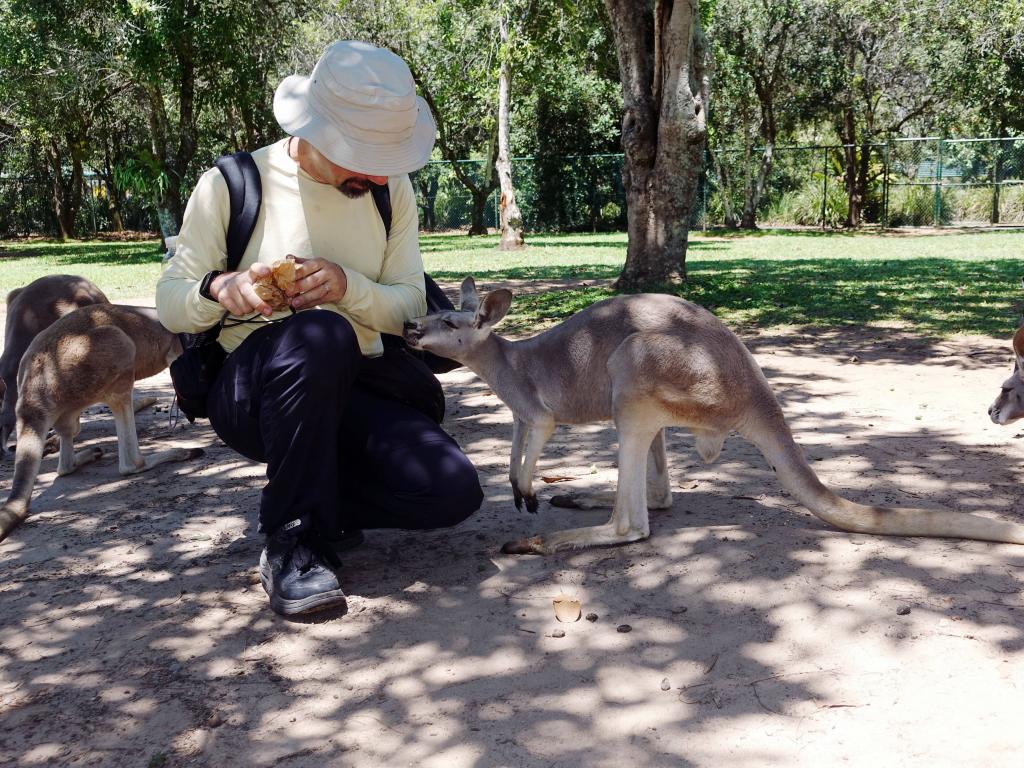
xmin=512 ymin=484 xmax=523 ymax=511
xmin=525 ymin=494 xmax=539 ymax=514
xmin=500 ymin=535 xmax=547 ymax=555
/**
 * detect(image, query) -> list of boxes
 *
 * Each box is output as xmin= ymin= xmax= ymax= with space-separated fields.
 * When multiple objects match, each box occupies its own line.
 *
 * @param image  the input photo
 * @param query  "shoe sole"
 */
xmin=259 ymin=562 xmax=348 ymax=617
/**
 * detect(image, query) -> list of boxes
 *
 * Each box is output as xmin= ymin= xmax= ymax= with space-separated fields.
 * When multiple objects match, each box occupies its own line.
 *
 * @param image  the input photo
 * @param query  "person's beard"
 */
xmin=338 ymin=178 xmax=373 ymax=198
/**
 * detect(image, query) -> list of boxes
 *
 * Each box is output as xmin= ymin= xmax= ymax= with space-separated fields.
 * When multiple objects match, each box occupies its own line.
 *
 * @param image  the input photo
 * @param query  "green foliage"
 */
xmin=762 ymin=178 xmax=848 ymax=228
xmin=885 ymin=186 xmax=948 ymax=227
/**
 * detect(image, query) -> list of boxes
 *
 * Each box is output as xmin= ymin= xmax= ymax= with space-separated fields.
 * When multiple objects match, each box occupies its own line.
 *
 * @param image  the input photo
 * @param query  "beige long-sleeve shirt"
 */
xmin=155 ymin=139 xmax=427 ymax=356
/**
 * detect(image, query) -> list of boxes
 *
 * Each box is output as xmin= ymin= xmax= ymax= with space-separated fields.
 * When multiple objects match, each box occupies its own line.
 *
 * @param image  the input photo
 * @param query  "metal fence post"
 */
xmin=701 ymin=153 xmax=708 ymax=232
xmin=882 ymin=141 xmax=890 ymax=229
xmin=821 ymin=146 xmax=828 ymax=229
xmin=992 ymin=138 xmax=1002 ymax=225
xmin=89 ymin=179 xmax=97 ymax=235
xmin=933 ymin=138 xmax=944 ymax=226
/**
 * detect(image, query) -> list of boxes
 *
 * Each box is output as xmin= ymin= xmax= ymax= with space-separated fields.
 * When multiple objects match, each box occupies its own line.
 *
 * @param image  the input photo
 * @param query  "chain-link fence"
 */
xmin=2 ymin=137 xmax=1022 ymax=238
xmin=0 ymin=174 xmax=158 ymax=238
xmin=705 ymin=136 xmax=1024 ymax=229
xmin=409 ymin=154 xmax=629 ymax=233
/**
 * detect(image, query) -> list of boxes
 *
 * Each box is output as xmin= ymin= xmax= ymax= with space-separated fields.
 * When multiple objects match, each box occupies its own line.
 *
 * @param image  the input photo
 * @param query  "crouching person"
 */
xmin=156 ymin=41 xmax=483 ymax=617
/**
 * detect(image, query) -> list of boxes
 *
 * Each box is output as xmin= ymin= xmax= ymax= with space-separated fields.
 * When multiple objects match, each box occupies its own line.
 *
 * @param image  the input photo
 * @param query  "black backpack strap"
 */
xmin=215 ymin=151 xmax=262 ymax=271
xmin=371 ymin=183 xmax=392 ymax=238
xmin=424 ymin=274 xmax=454 ymax=314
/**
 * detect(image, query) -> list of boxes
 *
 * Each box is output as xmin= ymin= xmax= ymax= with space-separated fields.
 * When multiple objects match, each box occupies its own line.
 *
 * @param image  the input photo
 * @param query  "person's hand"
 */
xmin=209 ymin=263 xmax=274 ymax=317
xmin=289 ymin=256 xmax=348 ymax=310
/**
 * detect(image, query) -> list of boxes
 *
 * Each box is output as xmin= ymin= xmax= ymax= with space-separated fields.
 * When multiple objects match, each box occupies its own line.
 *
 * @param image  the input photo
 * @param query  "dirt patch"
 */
xmin=1 ymin=306 xmax=1023 ymax=767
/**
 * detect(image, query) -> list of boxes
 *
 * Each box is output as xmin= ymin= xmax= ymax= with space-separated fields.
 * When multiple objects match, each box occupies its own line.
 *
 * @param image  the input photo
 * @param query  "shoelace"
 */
xmin=287 ymin=537 xmax=342 ymax=574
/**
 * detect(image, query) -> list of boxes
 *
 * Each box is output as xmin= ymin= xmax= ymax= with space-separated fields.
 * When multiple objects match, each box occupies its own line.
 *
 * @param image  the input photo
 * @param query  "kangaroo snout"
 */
xmin=402 ymin=320 xmax=423 ymax=346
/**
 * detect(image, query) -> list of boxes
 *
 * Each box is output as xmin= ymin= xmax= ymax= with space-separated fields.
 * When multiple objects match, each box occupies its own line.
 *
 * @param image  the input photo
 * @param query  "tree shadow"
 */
xmin=0 ymin=241 xmax=163 ymax=267
xmin=0 ymin=341 xmax=1022 ymax=766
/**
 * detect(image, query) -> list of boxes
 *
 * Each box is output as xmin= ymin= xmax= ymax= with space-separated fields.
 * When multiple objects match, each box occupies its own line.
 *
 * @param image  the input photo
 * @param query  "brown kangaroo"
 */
xmin=988 ymin=325 xmax=1024 ymax=426
xmin=0 ymin=304 xmax=203 ymax=542
xmin=403 ymin=277 xmax=1024 ymax=554
xmin=1 ymin=275 xmax=109 ymax=454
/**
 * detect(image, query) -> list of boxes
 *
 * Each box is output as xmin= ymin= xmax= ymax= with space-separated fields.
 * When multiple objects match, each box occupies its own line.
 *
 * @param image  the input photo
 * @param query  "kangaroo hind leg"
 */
xmin=551 ymin=428 xmax=672 ymax=511
xmin=503 ymin=407 xmax=661 ymax=554
xmin=54 ymin=411 xmax=102 ymax=476
xmin=108 ymin=389 xmax=201 ymax=475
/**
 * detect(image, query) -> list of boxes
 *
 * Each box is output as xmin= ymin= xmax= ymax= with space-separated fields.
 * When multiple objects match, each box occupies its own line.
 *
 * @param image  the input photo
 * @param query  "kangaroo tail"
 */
xmin=743 ymin=413 xmax=1024 ymax=545
xmin=0 ymin=419 xmax=46 ymax=542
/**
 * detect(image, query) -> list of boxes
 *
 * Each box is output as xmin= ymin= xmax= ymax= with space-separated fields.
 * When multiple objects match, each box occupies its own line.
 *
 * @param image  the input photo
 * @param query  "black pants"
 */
xmin=206 ymin=311 xmax=483 ymax=539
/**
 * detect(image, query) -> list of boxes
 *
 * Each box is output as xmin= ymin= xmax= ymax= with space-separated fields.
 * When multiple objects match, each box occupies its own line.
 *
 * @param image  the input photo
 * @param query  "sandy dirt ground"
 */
xmin=1 ymin=290 xmax=1024 ymax=767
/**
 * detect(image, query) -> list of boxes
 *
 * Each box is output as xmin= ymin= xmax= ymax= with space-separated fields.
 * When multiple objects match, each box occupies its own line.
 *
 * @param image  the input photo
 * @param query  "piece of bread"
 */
xmin=252 ymin=258 xmax=298 ymax=311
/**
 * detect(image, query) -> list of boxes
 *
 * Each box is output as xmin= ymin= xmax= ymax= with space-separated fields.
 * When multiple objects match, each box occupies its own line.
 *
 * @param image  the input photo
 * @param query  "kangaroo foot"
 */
xmin=132 ymin=396 xmax=158 ymax=413
xmin=119 ymin=446 xmax=204 ymax=476
xmin=501 ymin=535 xmax=547 ymax=555
xmin=550 ymin=490 xmax=617 ymax=510
xmin=57 ymin=446 xmax=104 ymax=476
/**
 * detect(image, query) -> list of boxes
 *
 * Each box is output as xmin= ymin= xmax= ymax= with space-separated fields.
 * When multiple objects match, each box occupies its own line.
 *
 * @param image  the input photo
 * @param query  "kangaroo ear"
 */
xmin=460 ymin=276 xmax=479 ymax=314
xmin=474 ymin=289 xmax=513 ymax=329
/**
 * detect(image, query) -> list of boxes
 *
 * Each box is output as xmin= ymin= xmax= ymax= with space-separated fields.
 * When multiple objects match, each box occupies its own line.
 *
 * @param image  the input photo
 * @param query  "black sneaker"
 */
xmin=259 ymin=524 xmax=348 ymax=616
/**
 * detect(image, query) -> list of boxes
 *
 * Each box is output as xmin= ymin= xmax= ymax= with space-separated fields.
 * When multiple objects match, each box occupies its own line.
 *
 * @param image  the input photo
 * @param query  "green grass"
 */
xmin=3 ymin=229 xmax=1023 ymax=337
xmin=423 ymin=229 xmax=1024 ymax=337
xmin=0 ymin=239 xmax=164 ymax=300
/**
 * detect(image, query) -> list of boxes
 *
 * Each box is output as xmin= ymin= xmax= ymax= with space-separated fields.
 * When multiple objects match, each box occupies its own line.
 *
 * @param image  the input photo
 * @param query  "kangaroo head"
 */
xmin=989 ymin=325 xmax=1024 ymax=425
xmin=403 ymin=276 xmax=513 ymax=362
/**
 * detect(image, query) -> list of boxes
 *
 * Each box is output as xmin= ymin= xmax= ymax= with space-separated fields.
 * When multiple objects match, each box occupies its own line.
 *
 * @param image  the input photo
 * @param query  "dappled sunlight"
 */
xmin=1 ymin=333 xmax=1024 ymax=765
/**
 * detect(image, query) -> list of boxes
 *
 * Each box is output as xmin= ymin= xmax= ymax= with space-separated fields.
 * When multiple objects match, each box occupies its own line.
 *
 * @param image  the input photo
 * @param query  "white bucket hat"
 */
xmin=273 ymin=41 xmax=436 ymax=176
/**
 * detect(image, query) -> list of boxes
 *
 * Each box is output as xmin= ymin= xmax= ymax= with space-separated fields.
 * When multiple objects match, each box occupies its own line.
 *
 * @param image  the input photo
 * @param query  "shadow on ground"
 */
xmin=1 ymin=334 xmax=1023 ymax=767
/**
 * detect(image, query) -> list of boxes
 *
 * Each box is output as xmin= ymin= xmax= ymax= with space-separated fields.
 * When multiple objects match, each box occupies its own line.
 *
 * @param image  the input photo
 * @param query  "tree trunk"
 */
xmin=741 ymin=77 xmax=779 ymax=230
xmin=606 ymin=0 xmax=707 ymax=289
xmin=838 ymin=109 xmax=861 ymax=227
xmin=495 ymin=4 xmax=525 ymax=251
xmin=740 ymin=140 xmax=774 ymax=229
xmin=101 ymin=138 xmax=125 ymax=232
xmin=46 ymin=139 xmax=84 ymax=239
xmin=468 ymin=188 xmax=492 ymax=236
xmin=416 ymin=174 xmax=439 ymax=230
xmin=709 ymin=146 xmax=738 ymax=229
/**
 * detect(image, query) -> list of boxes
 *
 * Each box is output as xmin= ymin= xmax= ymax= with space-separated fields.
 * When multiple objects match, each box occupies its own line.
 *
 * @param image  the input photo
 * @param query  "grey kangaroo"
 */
xmin=0 ymin=304 xmax=203 ymax=541
xmin=988 ymin=325 xmax=1024 ymax=425
xmin=403 ymin=277 xmax=1024 ymax=554
xmin=1 ymin=275 xmax=109 ymax=454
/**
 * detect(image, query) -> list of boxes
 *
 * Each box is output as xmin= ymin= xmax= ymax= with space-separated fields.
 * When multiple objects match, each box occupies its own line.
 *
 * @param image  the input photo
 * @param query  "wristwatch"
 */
xmin=199 ymin=270 xmax=224 ymax=302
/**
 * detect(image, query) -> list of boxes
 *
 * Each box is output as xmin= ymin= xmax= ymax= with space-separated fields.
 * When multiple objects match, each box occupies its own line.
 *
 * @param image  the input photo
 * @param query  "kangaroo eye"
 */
xmin=443 ymin=318 xmax=458 ymax=329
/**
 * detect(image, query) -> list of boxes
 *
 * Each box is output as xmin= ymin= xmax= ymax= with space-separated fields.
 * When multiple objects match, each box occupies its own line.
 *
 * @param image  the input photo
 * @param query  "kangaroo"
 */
xmin=403 ymin=277 xmax=1024 ymax=554
xmin=0 ymin=304 xmax=204 ymax=542
xmin=988 ymin=325 xmax=1024 ymax=425
xmin=1 ymin=275 xmax=109 ymax=454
